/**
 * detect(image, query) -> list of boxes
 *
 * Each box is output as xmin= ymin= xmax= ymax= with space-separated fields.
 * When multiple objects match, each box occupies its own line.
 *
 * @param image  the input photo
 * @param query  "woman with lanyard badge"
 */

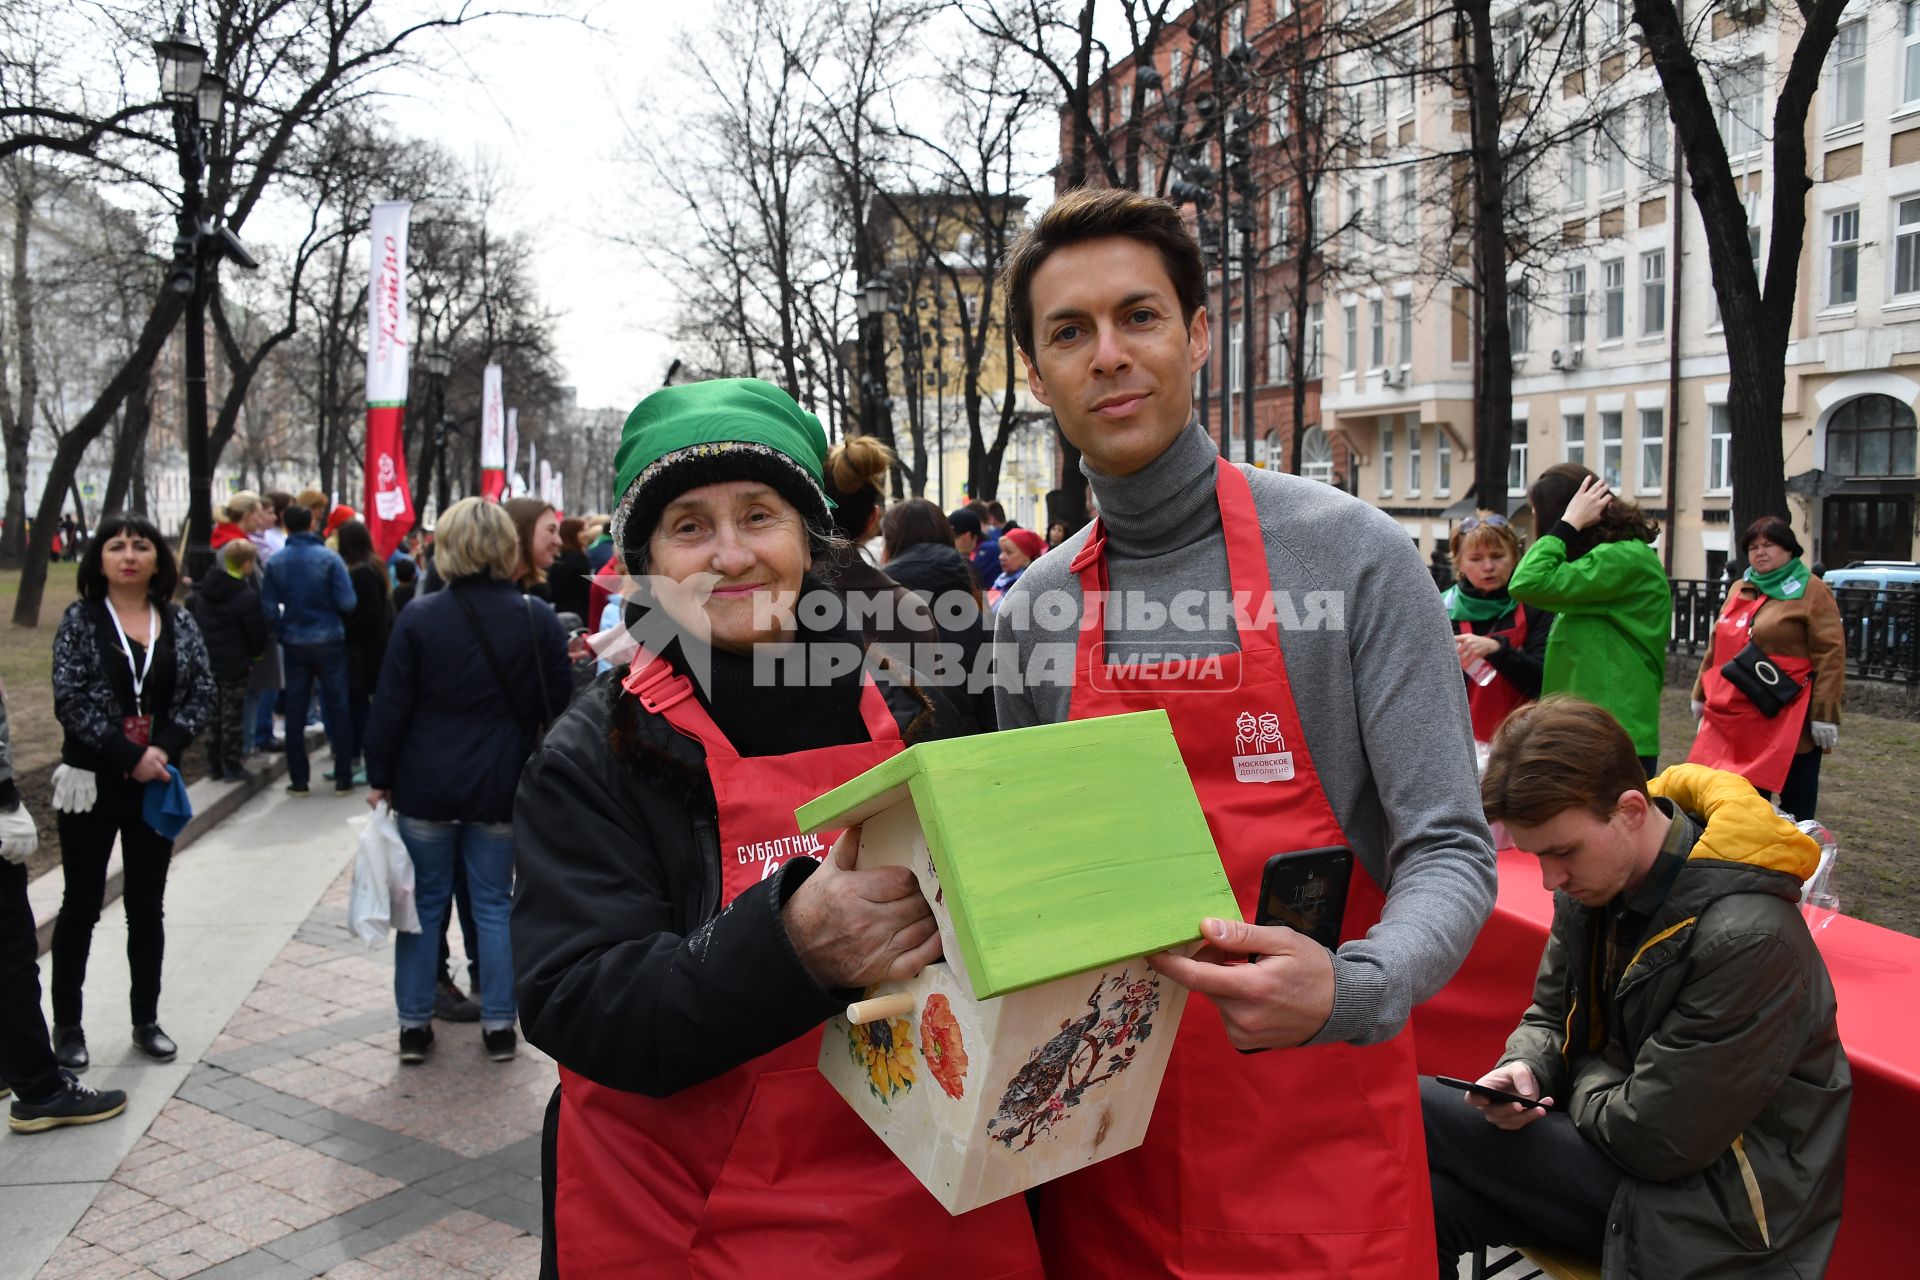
xmin=511 ymin=379 xmax=1040 ymax=1278
xmin=49 ymin=515 xmax=214 ymax=1071
xmin=1688 ymin=517 xmax=1845 ymax=819
xmin=1443 ymin=512 xmax=1553 ymax=744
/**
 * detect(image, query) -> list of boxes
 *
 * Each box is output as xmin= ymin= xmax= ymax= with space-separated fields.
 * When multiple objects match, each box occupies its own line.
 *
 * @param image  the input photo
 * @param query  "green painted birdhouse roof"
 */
xmin=794 ymin=709 xmax=1239 ymax=999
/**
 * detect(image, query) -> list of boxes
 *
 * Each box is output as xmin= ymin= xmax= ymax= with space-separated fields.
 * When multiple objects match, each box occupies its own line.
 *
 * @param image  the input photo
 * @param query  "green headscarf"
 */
xmin=1746 ymin=557 xmax=1811 ymax=601
xmin=1443 ymin=583 xmax=1518 ymax=624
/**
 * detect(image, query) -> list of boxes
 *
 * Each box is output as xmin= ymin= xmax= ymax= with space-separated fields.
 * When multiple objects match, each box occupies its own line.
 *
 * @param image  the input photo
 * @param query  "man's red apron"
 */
xmin=551 ymin=654 xmax=1042 ymax=1278
xmin=1688 ymin=591 xmax=1813 ymax=794
xmin=1457 ymin=607 xmax=1532 ymax=744
xmin=1037 ymin=458 xmax=1433 ymax=1278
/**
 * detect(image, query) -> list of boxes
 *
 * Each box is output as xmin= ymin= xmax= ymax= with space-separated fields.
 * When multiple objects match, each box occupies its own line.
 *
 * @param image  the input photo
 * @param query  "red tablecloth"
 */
xmin=1413 ymin=849 xmax=1920 ymax=1275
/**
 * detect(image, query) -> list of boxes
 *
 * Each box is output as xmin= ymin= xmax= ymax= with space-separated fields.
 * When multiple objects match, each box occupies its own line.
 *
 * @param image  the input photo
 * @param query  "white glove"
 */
xmin=1690 ymin=699 xmax=1705 ymax=721
xmin=0 ymin=804 xmax=37 ymax=864
xmin=52 ymin=764 xmax=97 ymax=814
xmin=1811 ymin=721 xmax=1839 ymax=751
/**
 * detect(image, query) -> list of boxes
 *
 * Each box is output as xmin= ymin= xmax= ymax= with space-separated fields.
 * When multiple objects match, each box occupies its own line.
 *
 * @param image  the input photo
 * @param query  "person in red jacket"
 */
xmin=1442 ymin=512 xmax=1553 ymax=745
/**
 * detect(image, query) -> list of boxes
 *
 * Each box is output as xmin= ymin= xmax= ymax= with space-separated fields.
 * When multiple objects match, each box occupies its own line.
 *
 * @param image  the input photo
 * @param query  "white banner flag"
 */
xmin=504 ymin=409 xmax=519 ymax=497
xmin=481 ymin=363 xmax=506 ymax=470
xmin=365 ymin=202 xmax=411 ymax=405
xmin=528 ymin=442 xmax=538 ymax=498
xmin=540 ymin=460 xmax=553 ymax=507
xmin=553 ymin=470 xmax=565 ymax=513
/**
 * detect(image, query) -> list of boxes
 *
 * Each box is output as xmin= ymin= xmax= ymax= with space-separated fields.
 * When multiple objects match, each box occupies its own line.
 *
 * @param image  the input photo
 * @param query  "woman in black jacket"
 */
xmin=509 ymin=378 xmax=1030 ymax=1279
xmin=813 ymin=435 xmax=942 ymax=684
xmin=546 ymin=516 xmax=592 ymax=621
xmin=49 ymin=514 xmax=214 ymax=1070
xmin=363 ymin=499 xmax=570 ymax=1065
xmin=881 ymin=498 xmax=994 ymax=732
xmin=334 ymin=520 xmax=392 ymax=786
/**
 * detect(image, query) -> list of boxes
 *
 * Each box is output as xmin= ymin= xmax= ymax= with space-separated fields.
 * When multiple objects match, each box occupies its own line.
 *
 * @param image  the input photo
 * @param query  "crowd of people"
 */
xmin=0 ymin=183 xmax=1861 ymax=1280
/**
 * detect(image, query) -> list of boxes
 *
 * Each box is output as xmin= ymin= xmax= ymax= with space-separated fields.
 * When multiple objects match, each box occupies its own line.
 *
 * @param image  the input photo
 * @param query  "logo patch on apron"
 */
xmin=1232 ymin=710 xmax=1294 ymax=783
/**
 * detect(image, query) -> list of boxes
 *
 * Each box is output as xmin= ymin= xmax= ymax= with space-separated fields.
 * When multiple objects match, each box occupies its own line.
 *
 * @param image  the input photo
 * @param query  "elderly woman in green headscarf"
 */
xmin=508 ymin=378 xmax=1040 ymax=1279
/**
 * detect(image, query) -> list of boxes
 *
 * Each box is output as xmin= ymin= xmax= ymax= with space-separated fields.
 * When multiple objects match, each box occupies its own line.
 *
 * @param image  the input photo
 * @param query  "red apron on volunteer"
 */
xmin=1687 ymin=591 xmax=1812 ymax=794
xmin=1033 ymin=459 xmax=1435 ymax=1278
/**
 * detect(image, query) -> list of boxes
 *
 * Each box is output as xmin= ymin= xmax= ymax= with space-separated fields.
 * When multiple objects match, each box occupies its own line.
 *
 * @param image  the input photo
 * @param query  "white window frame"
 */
xmin=1399 ymin=166 xmax=1417 ymax=238
xmin=1601 ymin=258 xmax=1626 ymax=342
xmin=1707 ymin=403 xmax=1732 ymax=495
xmin=1643 ymin=93 xmax=1670 ymax=183
xmin=1564 ymin=412 xmax=1587 ymax=468
xmin=1599 ymin=0 xmax=1626 ymax=44
xmin=1436 ymin=429 xmax=1452 ymax=496
xmin=1508 ymin=277 xmax=1530 ymax=353
xmin=1598 ymin=113 xmax=1626 ymax=196
xmin=1566 ymin=137 xmax=1588 ymax=208
xmin=1508 ymin=423 xmax=1530 ymax=498
xmin=1637 ymin=406 xmax=1665 ymax=496
xmin=1372 ymin=174 xmax=1388 ymax=238
xmin=1894 ymin=195 xmax=1920 ymax=300
xmin=1307 ymin=302 xmax=1324 ymax=377
xmin=1370 ymin=298 xmax=1386 ymax=370
xmin=1380 ymin=421 xmax=1396 ymax=498
xmin=1718 ymin=61 xmax=1764 ymax=161
xmin=1827 ymin=206 xmax=1861 ymax=309
xmin=1407 ymin=420 xmax=1422 ymax=496
xmin=1396 ymin=294 xmax=1413 ymax=369
xmin=1344 ymin=303 xmax=1360 ymax=376
xmin=1827 ymin=19 xmax=1866 ymax=134
xmin=1301 ymin=425 xmax=1333 ymax=483
xmin=1600 ymin=410 xmax=1623 ymax=489
xmin=1641 ymin=250 xmax=1667 ymax=337
xmin=1564 ymin=264 xmax=1587 ymax=346
xmin=1271 ymin=310 xmax=1290 ymax=382
xmin=1229 ymin=321 xmax=1246 ymax=393
xmin=1903 ymin=2 xmax=1920 ymax=111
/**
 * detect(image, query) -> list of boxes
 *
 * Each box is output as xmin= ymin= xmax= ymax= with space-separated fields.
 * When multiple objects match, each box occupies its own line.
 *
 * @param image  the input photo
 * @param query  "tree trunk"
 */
xmin=12 ymin=288 xmax=183 ymax=626
xmin=1463 ymin=0 xmax=1514 ymax=510
xmin=1 ymin=173 xmax=39 ymax=566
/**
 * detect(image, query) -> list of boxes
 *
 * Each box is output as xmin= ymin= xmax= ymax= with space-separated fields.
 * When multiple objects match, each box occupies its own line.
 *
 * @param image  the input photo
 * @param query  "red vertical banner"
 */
xmin=364 ymin=201 xmax=415 ymax=556
xmin=480 ymin=362 xmax=506 ymax=500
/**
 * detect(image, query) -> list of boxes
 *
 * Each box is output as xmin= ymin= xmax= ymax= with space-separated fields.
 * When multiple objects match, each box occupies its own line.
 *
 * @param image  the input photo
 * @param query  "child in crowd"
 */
xmin=189 ymin=539 xmax=268 ymax=781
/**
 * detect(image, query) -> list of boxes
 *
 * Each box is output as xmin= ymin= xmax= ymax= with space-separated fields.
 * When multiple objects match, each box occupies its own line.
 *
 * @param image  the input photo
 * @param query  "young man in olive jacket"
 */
xmin=1424 ymin=696 xmax=1849 ymax=1279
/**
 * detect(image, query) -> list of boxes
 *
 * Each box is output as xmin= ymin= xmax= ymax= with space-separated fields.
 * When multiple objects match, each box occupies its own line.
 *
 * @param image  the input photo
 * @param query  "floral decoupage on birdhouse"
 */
xmin=793 ymin=709 xmax=1238 ymax=1215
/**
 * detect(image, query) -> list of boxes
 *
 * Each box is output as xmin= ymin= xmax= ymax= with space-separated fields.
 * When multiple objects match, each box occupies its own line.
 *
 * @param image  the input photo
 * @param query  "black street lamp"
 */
xmin=154 ymin=12 xmax=254 ymax=580
xmin=854 ymin=275 xmax=895 ymax=448
xmin=423 ymin=347 xmax=452 ymax=514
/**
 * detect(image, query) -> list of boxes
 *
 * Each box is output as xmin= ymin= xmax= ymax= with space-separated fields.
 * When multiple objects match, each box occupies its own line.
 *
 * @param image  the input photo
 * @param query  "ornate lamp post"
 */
xmin=854 ymin=275 xmax=895 ymax=446
xmin=423 ymin=347 xmax=452 ymax=514
xmin=153 ymin=13 xmax=253 ymax=579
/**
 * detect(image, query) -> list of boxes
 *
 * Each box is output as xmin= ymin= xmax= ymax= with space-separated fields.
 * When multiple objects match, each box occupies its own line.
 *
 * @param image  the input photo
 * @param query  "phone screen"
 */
xmin=1254 ymin=847 xmax=1353 ymax=950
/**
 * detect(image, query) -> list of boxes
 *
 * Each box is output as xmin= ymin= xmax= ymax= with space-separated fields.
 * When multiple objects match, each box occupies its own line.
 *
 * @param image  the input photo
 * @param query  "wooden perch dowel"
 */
xmin=845 ymin=992 xmax=915 ymax=1025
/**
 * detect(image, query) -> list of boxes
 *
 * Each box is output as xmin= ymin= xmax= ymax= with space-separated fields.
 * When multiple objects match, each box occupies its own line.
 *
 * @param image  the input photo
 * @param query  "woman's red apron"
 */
xmin=1037 ymin=459 xmax=1433 ymax=1278
xmin=1458 ymin=607 xmax=1532 ymax=744
xmin=551 ymin=655 xmax=1042 ymax=1278
xmin=1688 ymin=591 xmax=1813 ymax=794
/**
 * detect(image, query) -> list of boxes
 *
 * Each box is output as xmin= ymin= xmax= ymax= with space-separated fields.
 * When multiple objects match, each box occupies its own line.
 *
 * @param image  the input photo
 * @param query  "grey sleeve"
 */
xmin=1309 ymin=522 xmax=1498 ymax=1048
xmin=991 ymin=590 xmax=1042 ymax=730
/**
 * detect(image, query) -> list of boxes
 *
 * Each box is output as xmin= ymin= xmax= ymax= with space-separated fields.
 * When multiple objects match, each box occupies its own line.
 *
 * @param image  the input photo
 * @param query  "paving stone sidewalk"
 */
xmin=38 ymin=869 xmax=552 ymax=1280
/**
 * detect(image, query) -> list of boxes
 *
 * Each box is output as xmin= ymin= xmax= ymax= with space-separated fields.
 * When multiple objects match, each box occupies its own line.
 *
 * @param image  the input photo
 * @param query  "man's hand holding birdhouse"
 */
xmin=783 ymin=826 xmax=944 ymax=990
xmin=1149 ymin=917 xmax=1335 ymax=1051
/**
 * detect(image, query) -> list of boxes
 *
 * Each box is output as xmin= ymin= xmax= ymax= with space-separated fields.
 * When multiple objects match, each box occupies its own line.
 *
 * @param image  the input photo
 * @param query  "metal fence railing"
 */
xmin=1669 ymin=580 xmax=1920 ymax=686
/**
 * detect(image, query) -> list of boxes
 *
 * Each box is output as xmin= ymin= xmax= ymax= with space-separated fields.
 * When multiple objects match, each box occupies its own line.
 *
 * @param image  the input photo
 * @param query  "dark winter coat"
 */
xmin=362 ymin=576 xmax=571 ymax=824
xmin=53 ymin=599 xmax=215 ymax=776
xmin=548 ymin=548 xmax=592 ymax=622
xmin=882 ymin=540 xmax=993 ymax=732
xmin=511 ymin=630 xmax=961 ymax=1098
xmin=344 ymin=562 xmax=394 ymax=697
xmin=1499 ymin=766 xmax=1850 ymax=1279
xmin=188 ymin=570 xmax=270 ymax=684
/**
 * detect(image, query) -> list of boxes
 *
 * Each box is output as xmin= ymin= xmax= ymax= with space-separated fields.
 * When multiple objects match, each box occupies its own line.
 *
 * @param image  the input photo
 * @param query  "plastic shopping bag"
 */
xmin=347 ymin=802 xmax=420 ymax=947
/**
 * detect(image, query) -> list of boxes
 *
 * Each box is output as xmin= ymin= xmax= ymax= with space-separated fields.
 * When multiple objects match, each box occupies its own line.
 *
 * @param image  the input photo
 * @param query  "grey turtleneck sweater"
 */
xmin=994 ymin=422 xmax=1497 ymax=1047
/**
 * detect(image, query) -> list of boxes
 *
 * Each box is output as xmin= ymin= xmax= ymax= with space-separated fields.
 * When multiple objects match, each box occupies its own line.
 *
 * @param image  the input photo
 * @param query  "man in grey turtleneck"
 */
xmin=991 ymin=187 xmax=1496 ymax=1275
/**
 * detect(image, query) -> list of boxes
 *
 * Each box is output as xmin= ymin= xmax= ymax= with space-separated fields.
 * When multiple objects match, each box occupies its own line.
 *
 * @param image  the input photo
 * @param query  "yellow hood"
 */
xmin=1649 ymin=764 xmax=1822 ymax=883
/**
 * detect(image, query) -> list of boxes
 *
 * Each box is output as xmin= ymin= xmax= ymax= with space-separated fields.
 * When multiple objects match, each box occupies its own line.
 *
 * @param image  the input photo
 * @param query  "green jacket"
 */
xmin=1507 ymin=533 xmax=1671 ymax=754
xmin=1500 ymin=767 xmax=1850 ymax=1279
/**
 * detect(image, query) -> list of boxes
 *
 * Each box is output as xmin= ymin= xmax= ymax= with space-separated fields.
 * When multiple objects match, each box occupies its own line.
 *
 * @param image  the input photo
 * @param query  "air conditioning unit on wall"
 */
xmin=1551 ymin=346 xmax=1584 ymax=370
xmin=1726 ymin=0 xmax=1765 ymax=21
xmin=1382 ymin=367 xmax=1408 ymax=389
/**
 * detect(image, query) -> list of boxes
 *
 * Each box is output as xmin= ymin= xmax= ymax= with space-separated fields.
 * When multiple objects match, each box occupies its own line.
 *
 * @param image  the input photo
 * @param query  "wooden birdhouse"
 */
xmin=794 ymin=709 xmax=1238 ymax=1215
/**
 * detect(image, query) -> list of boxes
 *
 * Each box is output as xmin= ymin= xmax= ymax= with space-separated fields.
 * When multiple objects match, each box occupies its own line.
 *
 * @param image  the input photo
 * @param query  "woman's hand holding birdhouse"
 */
xmin=783 ymin=825 xmax=944 ymax=990
xmin=1149 ymin=917 xmax=1336 ymax=1051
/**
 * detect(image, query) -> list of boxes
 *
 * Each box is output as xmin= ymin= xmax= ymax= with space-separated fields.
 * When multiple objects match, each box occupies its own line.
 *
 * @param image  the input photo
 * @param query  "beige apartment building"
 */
xmin=1322 ymin=0 xmax=1920 ymax=579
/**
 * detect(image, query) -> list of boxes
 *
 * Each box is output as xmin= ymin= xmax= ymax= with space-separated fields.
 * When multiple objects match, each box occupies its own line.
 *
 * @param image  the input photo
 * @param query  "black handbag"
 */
xmin=1720 ymin=640 xmax=1805 ymax=718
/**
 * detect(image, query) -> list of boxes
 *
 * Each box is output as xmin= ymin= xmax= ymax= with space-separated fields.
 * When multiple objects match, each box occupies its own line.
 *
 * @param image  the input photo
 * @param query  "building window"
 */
xmin=1828 ymin=20 xmax=1865 ymax=131
xmin=1370 ymin=299 xmax=1385 ymax=369
xmin=1396 ymin=295 xmax=1413 ymax=368
xmin=1707 ymin=404 xmax=1732 ymax=493
xmin=1271 ymin=311 xmax=1290 ymax=382
xmin=1643 ymin=93 xmax=1670 ymax=182
xmin=1894 ymin=197 xmax=1920 ymax=299
xmin=1826 ymin=394 xmax=1919 ymax=477
xmin=1272 ymin=191 xmax=1290 ymax=251
xmin=1602 ymin=259 xmax=1625 ymax=341
xmin=1599 ymin=0 xmax=1626 ymax=43
xmin=1268 ymin=86 xmax=1287 ymax=143
xmin=1600 ymin=411 xmax=1623 ymax=488
xmin=1345 ymin=304 xmax=1359 ymax=374
xmin=1139 ymin=154 xmax=1155 ymax=195
xmin=1564 ymin=413 xmax=1587 ymax=468
xmin=1598 ymin=113 xmax=1626 ymax=195
xmin=1508 ymin=428 xmax=1530 ymax=497
xmin=1641 ymin=250 xmax=1667 ymax=336
xmin=1564 ymin=265 xmax=1587 ymax=345
xmin=1372 ymin=175 xmax=1388 ymax=238
xmin=1827 ymin=207 xmax=1860 ymax=307
xmin=1436 ymin=429 xmax=1452 ymax=495
xmin=1380 ymin=422 xmax=1395 ymax=497
xmin=1718 ymin=61 xmax=1764 ymax=160
xmin=1399 ymin=167 xmax=1417 ymax=237
xmin=1346 ymin=183 xmax=1362 ymax=254
xmin=1904 ymin=3 xmax=1920 ymax=109
xmin=1638 ymin=407 xmax=1665 ymax=495
xmin=1308 ymin=302 xmax=1324 ymax=377
xmin=1229 ymin=321 xmax=1246 ymax=392
xmin=1566 ymin=137 xmax=1587 ymax=207
xmin=1407 ymin=421 xmax=1422 ymax=495
xmin=1508 ymin=279 xmax=1530 ymax=353
xmin=1301 ymin=425 xmax=1334 ymax=483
